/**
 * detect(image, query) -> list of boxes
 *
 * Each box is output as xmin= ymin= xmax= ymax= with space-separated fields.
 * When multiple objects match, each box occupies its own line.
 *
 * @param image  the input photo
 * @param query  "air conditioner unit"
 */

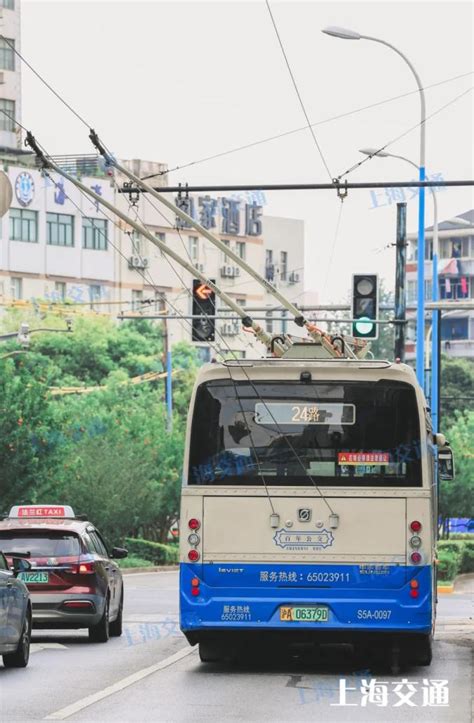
xmin=221 ymin=322 xmax=239 ymax=336
xmin=195 ymin=262 xmax=205 ymax=273
xmin=289 ymin=272 xmax=300 ymax=284
xmin=128 ymin=255 xmax=149 ymax=270
xmin=220 ymin=265 xmax=240 ymax=278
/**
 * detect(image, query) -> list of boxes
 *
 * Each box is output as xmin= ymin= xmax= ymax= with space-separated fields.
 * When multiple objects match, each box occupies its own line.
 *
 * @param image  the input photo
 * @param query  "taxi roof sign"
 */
xmin=9 ymin=505 xmax=75 ymax=518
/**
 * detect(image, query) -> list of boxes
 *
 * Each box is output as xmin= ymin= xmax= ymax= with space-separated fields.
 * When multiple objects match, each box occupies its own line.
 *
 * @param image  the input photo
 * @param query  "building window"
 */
xmin=83 ymin=218 xmax=108 ymax=250
xmin=0 ymin=38 xmax=15 ymax=71
xmin=424 ymin=279 xmax=432 ymax=300
xmin=0 ymin=99 xmax=15 ymax=132
xmin=280 ymin=251 xmax=288 ymax=281
xmin=155 ymin=232 xmax=166 ymax=243
xmin=189 ymin=236 xmax=199 ymax=261
xmin=441 ymin=317 xmax=468 ymax=341
xmin=236 ymin=241 xmax=246 ymax=260
xmin=407 ymin=280 xmax=417 ymax=304
xmin=47 ymin=213 xmax=74 ymax=247
xmin=89 ymin=285 xmax=101 ymax=308
xmin=54 ymin=282 xmax=66 ymax=302
xmin=10 ymin=208 xmax=38 ymax=242
xmin=0 ymin=0 xmax=15 ymax=9
xmin=10 ymin=277 xmax=22 ymax=300
xmin=132 ymin=289 xmax=143 ymax=311
xmin=265 ymin=249 xmax=274 ymax=281
xmin=440 ymin=276 xmax=470 ymax=300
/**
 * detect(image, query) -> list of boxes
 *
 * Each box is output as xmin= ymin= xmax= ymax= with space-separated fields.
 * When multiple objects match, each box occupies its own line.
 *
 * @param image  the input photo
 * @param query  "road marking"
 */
xmin=44 ymin=645 xmax=195 ymax=720
xmin=31 ymin=643 xmax=67 ymax=654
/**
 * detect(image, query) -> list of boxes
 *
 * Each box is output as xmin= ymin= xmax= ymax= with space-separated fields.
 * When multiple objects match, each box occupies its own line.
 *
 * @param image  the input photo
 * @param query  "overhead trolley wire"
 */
xmin=139 ymin=69 xmax=474 ymax=180
xmin=265 ymin=0 xmax=333 ymax=180
xmin=336 ymin=84 xmax=474 ymax=181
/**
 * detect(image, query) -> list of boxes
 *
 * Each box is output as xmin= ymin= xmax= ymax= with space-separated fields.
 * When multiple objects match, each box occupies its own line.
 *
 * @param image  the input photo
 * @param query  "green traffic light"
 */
xmin=354 ymin=317 xmax=375 ymax=336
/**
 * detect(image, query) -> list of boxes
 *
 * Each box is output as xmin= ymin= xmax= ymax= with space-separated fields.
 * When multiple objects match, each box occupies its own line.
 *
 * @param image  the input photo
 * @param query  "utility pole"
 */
xmin=394 ymin=202 xmax=407 ymax=362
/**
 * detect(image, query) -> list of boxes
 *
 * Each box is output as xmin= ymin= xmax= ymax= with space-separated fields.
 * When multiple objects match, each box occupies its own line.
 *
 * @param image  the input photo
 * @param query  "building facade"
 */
xmin=405 ymin=209 xmax=474 ymax=360
xmin=0 ymin=0 xmax=21 ymax=151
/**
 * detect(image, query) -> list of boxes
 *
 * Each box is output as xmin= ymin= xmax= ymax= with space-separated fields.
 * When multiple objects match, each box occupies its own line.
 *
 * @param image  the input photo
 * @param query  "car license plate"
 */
xmin=280 ymin=606 xmax=329 ymax=622
xmin=19 ymin=571 xmax=49 ymax=584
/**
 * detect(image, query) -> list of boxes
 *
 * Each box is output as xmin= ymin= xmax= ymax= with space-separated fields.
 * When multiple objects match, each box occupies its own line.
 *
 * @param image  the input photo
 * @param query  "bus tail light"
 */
xmin=410 ymin=520 xmax=422 ymax=532
xmin=188 ymin=549 xmax=200 ymax=562
xmin=191 ymin=577 xmax=199 ymax=587
xmin=410 ymin=551 xmax=422 ymax=564
xmin=191 ymin=587 xmax=200 ymax=597
xmin=188 ymin=518 xmax=201 ymax=531
xmin=410 ymin=588 xmax=419 ymax=598
xmin=410 ymin=535 xmax=422 ymax=548
xmin=410 ymin=579 xmax=419 ymax=588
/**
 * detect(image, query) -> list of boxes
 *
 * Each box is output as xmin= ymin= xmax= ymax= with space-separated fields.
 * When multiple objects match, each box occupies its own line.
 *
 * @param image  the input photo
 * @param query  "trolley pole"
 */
xmin=394 ymin=203 xmax=407 ymax=362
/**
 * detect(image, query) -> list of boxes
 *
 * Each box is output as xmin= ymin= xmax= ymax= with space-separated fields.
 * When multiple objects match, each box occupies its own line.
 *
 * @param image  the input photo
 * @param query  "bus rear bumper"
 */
xmin=180 ymin=563 xmax=433 ymax=642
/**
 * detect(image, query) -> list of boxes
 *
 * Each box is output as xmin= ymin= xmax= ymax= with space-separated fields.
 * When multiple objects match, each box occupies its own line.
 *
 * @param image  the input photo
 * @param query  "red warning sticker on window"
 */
xmin=338 ymin=452 xmax=390 ymax=465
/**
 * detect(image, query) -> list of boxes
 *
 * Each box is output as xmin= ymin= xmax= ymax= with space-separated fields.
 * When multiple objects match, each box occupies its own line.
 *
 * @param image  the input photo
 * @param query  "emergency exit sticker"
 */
xmin=338 ymin=452 xmax=390 ymax=465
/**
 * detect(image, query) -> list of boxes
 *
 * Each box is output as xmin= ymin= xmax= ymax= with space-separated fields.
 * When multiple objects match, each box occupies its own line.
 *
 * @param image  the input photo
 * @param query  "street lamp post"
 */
xmin=358 ymin=148 xmax=439 ymax=431
xmin=322 ymin=26 xmax=427 ymax=389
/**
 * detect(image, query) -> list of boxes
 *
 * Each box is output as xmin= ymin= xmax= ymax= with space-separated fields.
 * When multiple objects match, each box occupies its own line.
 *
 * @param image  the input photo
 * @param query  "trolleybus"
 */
xmin=179 ymin=355 xmax=454 ymax=668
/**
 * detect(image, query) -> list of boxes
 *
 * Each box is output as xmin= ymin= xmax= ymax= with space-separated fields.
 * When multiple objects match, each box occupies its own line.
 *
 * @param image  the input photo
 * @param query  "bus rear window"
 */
xmin=188 ymin=380 xmax=422 ymax=487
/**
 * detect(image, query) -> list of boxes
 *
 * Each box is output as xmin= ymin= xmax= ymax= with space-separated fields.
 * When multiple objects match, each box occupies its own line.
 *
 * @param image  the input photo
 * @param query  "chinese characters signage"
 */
xmin=174 ymin=194 xmax=263 ymax=236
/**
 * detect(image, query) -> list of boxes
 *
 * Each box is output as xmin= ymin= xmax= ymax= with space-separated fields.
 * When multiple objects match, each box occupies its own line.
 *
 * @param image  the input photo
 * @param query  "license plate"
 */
xmin=280 ymin=606 xmax=329 ymax=622
xmin=19 ymin=571 xmax=49 ymax=584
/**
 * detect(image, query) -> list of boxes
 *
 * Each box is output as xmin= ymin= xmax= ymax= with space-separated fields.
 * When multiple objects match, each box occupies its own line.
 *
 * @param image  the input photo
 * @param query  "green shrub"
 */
xmin=437 ymin=549 xmax=460 ymax=582
xmin=450 ymin=533 xmax=474 ymax=540
xmin=118 ymin=555 xmax=154 ymax=569
xmin=437 ymin=540 xmax=464 ymax=556
xmin=460 ymin=541 xmax=474 ymax=573
xmin=125 ymin=537 xmax=179 ymax=565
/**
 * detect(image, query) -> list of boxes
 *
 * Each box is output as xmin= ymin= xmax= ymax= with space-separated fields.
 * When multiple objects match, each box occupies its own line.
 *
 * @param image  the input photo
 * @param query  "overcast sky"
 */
xmin=21 ymin=0 xmax=474 ymax=302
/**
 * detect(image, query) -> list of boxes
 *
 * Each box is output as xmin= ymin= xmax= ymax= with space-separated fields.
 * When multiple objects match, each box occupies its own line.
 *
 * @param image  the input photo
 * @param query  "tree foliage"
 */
xmin=439 ymin=410 xmax=474 ymax=522
xmin=0 ymin=310 xmax=199 ymax=542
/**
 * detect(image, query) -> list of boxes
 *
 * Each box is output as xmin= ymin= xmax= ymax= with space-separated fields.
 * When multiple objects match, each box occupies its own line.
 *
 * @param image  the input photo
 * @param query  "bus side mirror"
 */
xmin=438 ymin=445 xmax=455 ymax=481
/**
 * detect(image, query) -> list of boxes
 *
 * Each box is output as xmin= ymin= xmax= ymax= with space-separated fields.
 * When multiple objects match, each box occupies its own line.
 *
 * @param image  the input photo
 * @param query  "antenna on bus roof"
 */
xmin=87 ymin=129 xmax=369 ymax=361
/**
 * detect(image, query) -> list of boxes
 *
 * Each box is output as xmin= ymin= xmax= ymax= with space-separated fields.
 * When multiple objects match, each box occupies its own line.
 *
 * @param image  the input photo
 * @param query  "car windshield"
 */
xmin=0 ymin=532 xmax=81 ymax=558
xmin=188 ymin=379 xmax=422 ymax=487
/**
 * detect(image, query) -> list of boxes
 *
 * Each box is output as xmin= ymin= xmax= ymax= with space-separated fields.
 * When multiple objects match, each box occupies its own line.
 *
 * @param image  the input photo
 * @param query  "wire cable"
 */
xmin=140 ymin=69 xmax=474 ymax=180
xmin=321 ymin=201 xmax=345 ymax=301
xmin=0 ymin=35 xmax=91 ymax=130
xmin=336 ymin=84 xmax=474 ymax=181
xmin=264 ymin=0 xmax=333 ymax=180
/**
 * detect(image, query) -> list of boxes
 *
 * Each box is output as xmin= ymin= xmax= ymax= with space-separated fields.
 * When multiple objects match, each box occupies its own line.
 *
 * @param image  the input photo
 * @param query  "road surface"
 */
xmin=0 ymin=571 xmax=472 ymax=722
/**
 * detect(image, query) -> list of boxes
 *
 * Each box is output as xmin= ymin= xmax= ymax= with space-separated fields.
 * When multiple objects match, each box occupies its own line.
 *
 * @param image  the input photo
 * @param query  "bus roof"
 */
xmin=196 ymin=358 xmax=419 ymax=387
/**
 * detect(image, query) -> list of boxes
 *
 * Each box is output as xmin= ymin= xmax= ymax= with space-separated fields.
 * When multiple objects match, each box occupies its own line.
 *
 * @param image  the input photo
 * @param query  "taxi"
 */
xmin=0 ymin=505 xmax=128 ymax=643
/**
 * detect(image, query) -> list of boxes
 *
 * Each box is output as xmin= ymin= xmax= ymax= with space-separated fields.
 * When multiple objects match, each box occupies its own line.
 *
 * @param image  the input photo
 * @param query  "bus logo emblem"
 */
xmin=297 ymin=508 xmax=312 ymax=523
xmin=273 ymin=528 xmax=334 ymax=550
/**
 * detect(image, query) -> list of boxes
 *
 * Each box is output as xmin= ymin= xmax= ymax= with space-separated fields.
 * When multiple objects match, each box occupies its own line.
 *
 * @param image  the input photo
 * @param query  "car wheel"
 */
xmin=3 ymin=611 xmax=31 ymax=668
xmin=109 ymin=593 xmax=123 ymax=637
xmin=89 ymin=597 xmax=110 ymax=643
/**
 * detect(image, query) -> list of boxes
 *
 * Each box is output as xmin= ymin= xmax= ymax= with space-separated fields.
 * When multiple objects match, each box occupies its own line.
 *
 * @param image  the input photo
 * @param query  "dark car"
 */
xmin=0 ymin=551 xmax=32 ymax=667
xmin=0 ymin=505 xmax=128 ymax=643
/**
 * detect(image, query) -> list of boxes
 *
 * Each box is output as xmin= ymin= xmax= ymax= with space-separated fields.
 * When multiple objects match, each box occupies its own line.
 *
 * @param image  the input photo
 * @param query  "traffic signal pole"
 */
xmin=394 ymin=203 xmax=407 ymax=362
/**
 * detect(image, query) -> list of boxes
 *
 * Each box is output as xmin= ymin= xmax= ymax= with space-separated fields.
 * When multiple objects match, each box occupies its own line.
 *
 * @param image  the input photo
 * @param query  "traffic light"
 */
xmin=351 ymin=274 xmax=378 ymax=339
xmin=192 ymin=279 xmax=216 ymax=342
